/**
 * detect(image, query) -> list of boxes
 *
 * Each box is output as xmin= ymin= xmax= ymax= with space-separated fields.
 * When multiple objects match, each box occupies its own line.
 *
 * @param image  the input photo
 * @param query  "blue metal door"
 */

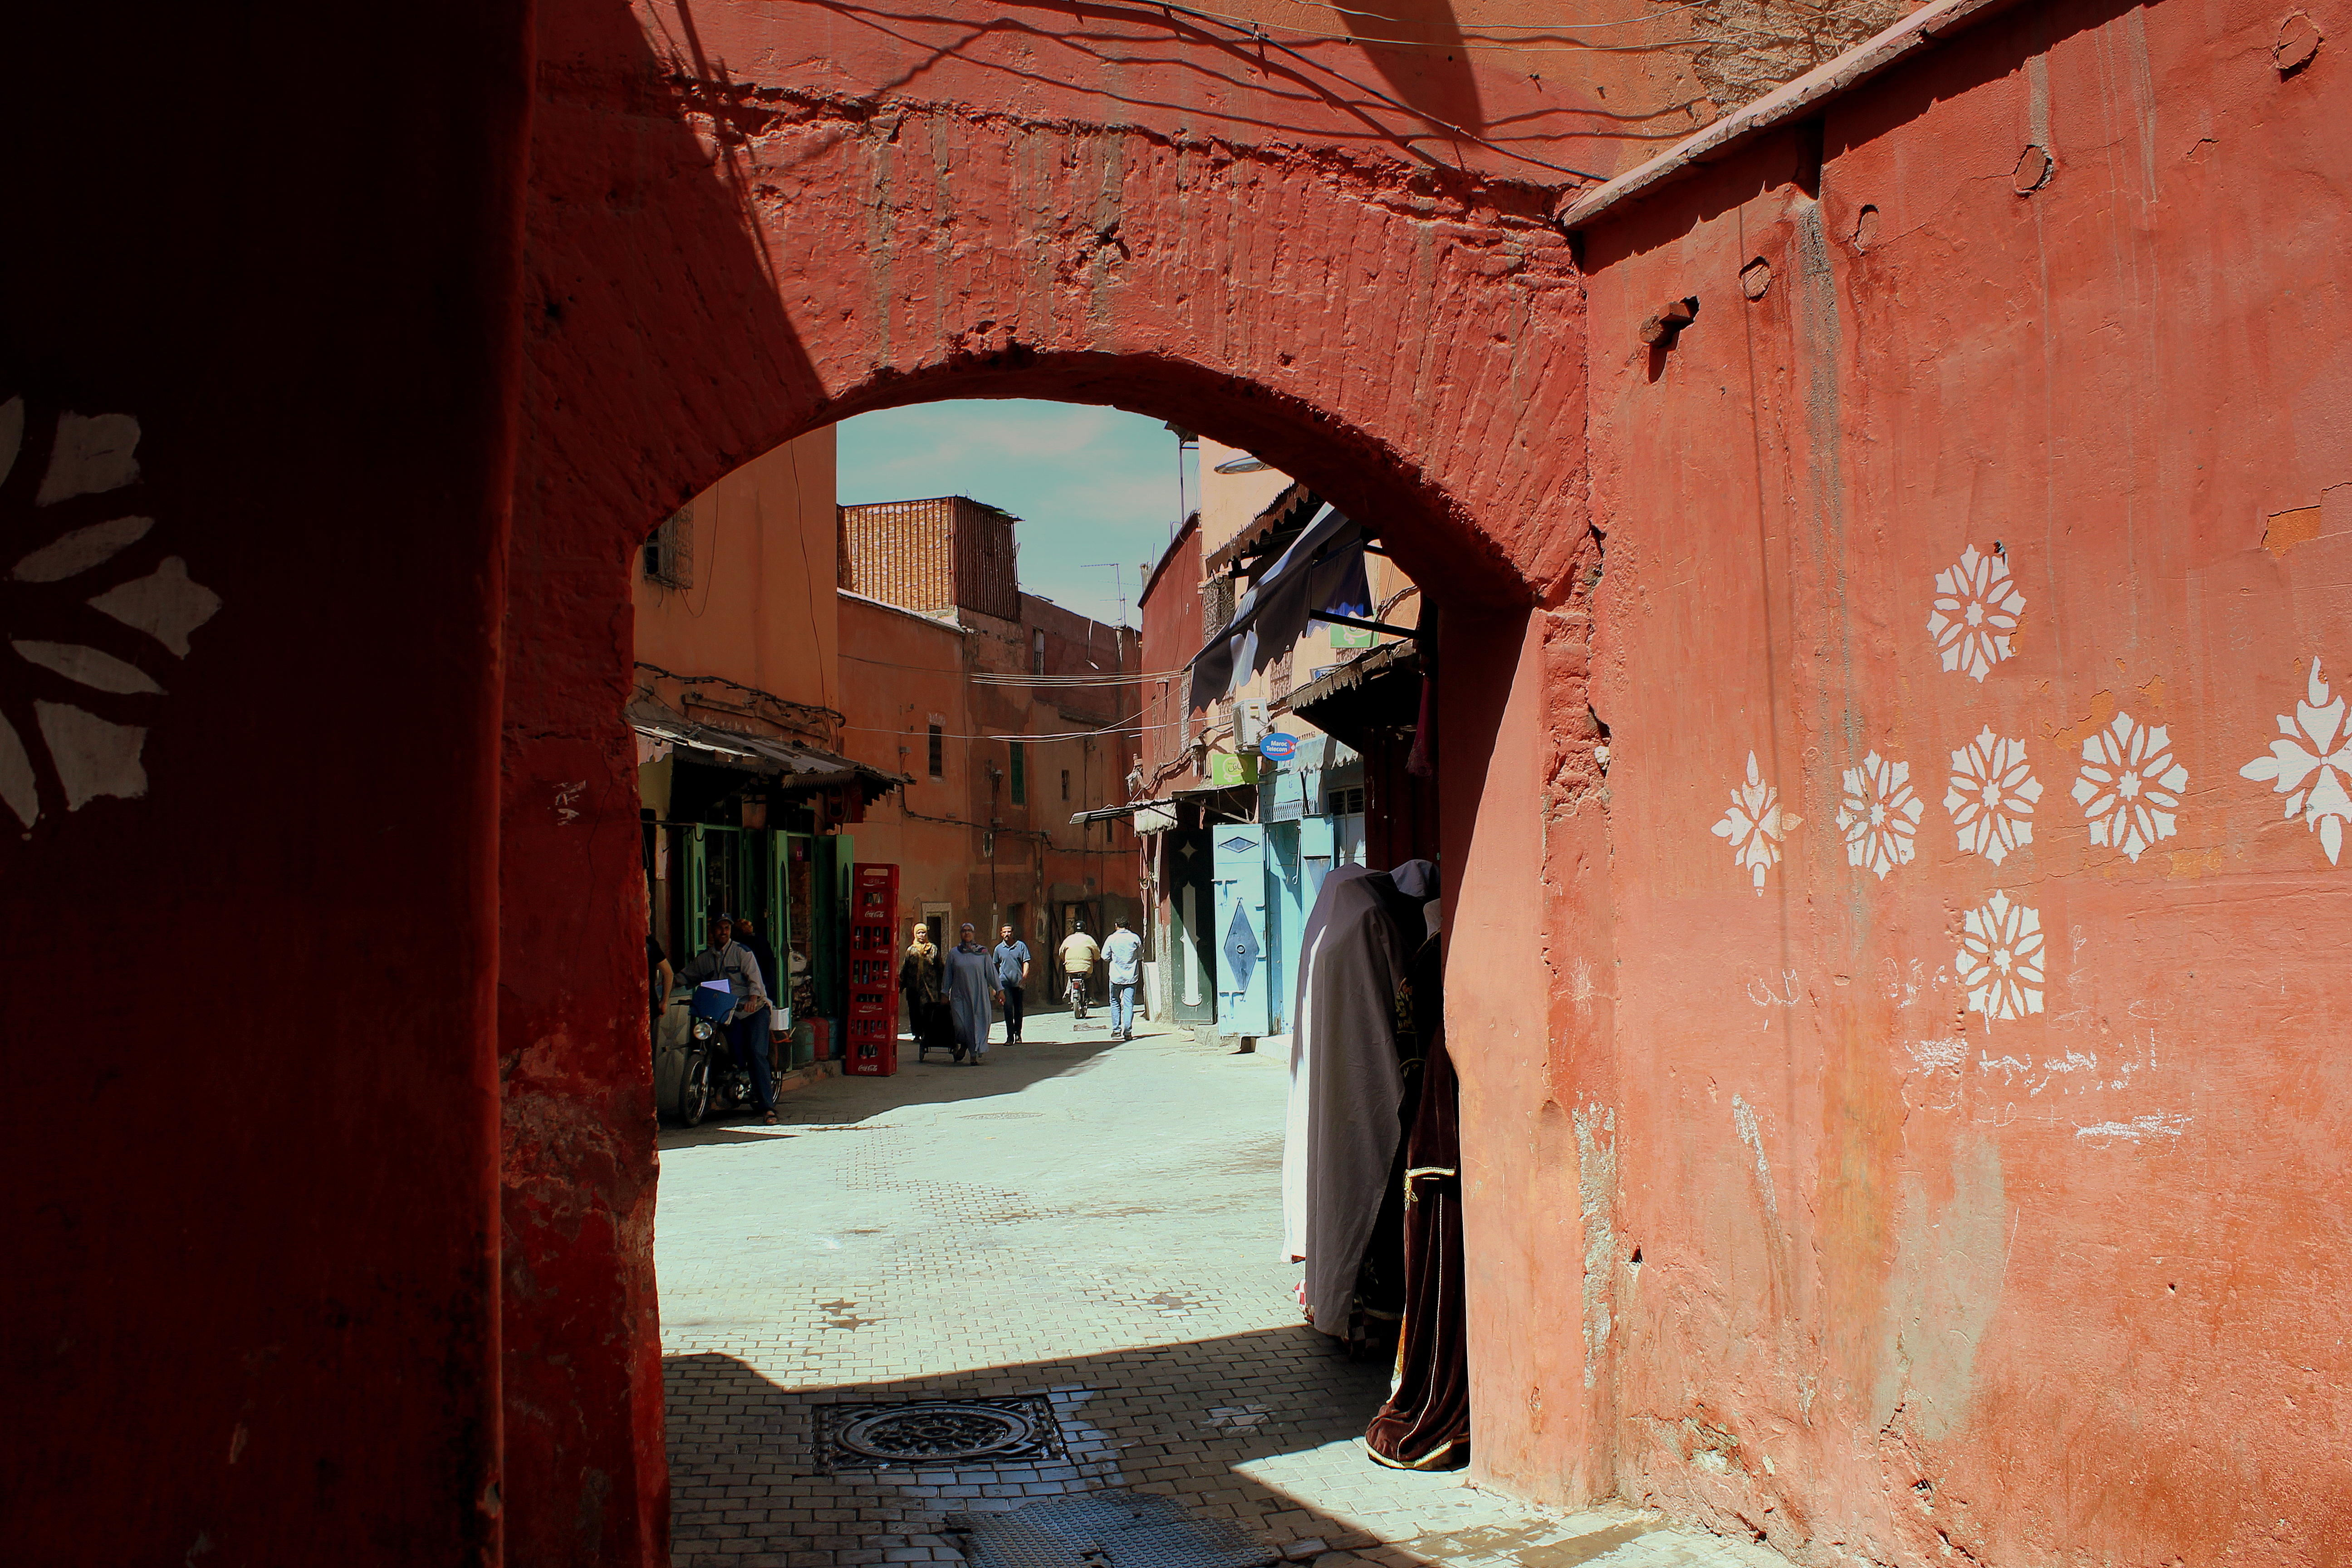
xmin=1212 ymin=823 xmax=1270 ymax=1037
xmin=1263 ymin=822 xmax=1303 ymax=1034
xmin=1298 ymin=813 xmax=1336 ymax=910
xmin=1166 ymin=828 xmax=1216 ymax=1024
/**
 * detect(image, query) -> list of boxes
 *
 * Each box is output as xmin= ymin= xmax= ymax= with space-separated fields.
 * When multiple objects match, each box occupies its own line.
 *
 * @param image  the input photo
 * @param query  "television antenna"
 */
xmin=1080 ymin=563 xmax=1130 ymax=634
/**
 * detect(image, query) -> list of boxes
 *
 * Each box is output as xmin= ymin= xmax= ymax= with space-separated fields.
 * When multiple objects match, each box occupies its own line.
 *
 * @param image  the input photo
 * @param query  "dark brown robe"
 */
xmin=1364 ymin=942 xmax=1467 ymax=1470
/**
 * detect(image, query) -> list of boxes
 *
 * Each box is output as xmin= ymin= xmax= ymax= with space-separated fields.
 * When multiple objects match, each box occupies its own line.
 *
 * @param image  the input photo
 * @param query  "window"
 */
xmin=1032 ymin=628 xmax=1046 ymax=675
xmin=642 ymin=505 xmax=693 ymax=588
xmin=1328 ymin=786 xmax=1366 ymax=815
xmin=1009 ymin=741 xmax=1026 ymax=805
xmin=1203 ymin=576 xmax=1235 ymax=638
xmin=927 ymin=724 xmax=943 ymax=778
xmin=1060 ymin=768 xmax=1071 ymax=802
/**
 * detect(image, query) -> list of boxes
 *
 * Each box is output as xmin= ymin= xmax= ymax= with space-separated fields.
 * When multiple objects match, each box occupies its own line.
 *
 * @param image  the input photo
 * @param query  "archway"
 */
xmin=499 ymin=4 xmax=1604 ymax=1558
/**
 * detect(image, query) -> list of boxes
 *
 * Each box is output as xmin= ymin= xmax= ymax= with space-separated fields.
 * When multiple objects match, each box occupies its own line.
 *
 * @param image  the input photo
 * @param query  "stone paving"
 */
xmin=657 ymin=1008 xmax=1788 ymax=1568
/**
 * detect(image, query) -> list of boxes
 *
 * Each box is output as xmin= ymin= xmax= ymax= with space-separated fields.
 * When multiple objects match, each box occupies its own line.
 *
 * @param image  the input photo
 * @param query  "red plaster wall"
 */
xmin=505 ymin=0 xmax=1586 ymax=1553
xmin=2 ymin=4 xmax=530 ymax=1563
xmin=1139 ymin=519 xmax=1206 ymax=788
xmin=1575 ymin=1 xmax=2352 ymax=1561
xmin=62 ymin=0 xmax=2352 ymax=1560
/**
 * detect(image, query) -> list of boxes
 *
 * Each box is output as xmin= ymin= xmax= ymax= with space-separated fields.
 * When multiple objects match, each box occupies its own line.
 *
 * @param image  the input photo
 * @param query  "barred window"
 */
xmin=927 ymin=725 xmax=943 ymax=778
xmin=1271 ymin=648 xmax=1294 ymax=702
xmin=1202 ymin=575 xmax=1235 ymax=638
xmin=1009 ymin=741 xmax=1027 ymax=805
xmin=643 ymin=505 xmax=693 ymax=588
xmin=1060 ymin=768 xmax=1071 ymax=801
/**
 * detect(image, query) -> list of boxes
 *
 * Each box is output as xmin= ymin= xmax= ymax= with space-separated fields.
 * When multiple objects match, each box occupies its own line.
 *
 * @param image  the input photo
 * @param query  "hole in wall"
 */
xmin=2276 ymin=10 xmax=2323 ymax=74
xmin=2014 ymin=146 xmax=2054 ymax=195
xmin=1852 ymin=204 xmax=1881 ymax=251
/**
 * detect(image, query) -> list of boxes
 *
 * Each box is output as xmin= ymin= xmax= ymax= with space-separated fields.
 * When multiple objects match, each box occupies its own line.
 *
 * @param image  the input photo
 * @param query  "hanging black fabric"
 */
xmin=1365 ymin=933 xmax=1468 ymax=1470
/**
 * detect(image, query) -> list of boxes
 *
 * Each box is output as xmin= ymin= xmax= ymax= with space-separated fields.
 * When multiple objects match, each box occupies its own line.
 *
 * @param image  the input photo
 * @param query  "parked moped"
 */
xmin=652 ymin=981 xmax=733 ymax=1126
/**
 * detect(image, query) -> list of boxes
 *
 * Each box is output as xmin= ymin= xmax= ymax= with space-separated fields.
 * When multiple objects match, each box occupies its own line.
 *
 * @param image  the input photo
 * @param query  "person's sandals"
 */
xmin=762 ymin=1111 xmax=778 ymax=1125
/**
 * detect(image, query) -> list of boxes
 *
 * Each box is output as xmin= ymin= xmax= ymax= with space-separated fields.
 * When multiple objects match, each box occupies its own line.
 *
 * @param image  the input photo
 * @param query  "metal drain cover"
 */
xmin=949 ymin=1489 xmax=1278 ymax=1568
xmin=814 ymin=1396 xmax=1064 ymax=1472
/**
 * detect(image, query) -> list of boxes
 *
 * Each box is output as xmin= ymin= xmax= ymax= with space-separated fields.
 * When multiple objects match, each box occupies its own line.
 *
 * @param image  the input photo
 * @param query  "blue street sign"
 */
xmin=1259 ymin=731 xmax=1299 ymax=762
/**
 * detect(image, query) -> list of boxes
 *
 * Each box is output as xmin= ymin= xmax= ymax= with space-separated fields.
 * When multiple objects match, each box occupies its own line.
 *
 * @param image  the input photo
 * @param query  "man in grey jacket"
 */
xmin=680 ymin=913 xmax=776 ymax=1122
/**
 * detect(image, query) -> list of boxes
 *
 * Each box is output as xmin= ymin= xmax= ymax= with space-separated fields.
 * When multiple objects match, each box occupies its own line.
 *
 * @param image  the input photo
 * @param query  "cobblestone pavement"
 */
xmin=657 ymin=1009 xmax=1786 ymax=1568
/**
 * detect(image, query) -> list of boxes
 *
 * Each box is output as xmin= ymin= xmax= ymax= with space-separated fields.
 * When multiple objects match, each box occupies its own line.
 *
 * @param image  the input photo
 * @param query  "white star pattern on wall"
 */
xmin=2072 ymin=711 xmax=2187 ymax=864
xmin=1945 ymin=726 xmax=2042 ymax=865
xmin=1834 ymin=750 xmax=1924 ymax=879
xmin=1710 ymin=750 xmax=1801 ymax=895
xmin=1957 ymin=889 xmax=2044 ymax=1022
xmin=2239 ymin=658 xmax=2352 ymax=864
xmin=0 ymin=402 xmax=220 ymax=832
xmin=1927 ymin=544 xmax=2024 ymax=681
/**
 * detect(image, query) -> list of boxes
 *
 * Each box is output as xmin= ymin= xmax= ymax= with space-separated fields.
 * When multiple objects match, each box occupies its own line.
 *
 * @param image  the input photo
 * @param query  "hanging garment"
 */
xmin=945 ymin=943 xmax=996 ymax=1060
xmin=1280 ymin=865 xmax=1410 ymax=1338
xmin=1366 ymin=935 xmax=1468 ymax=1470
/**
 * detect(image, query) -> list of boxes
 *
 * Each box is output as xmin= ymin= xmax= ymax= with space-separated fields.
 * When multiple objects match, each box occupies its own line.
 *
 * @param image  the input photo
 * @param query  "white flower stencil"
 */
xmin=1957 ymin=889 xmax=2044 ymax=1022
xmin=2071 ymin=711 xmax=2187 ymax=863
xmin=1945 ymin=727 xmax=2043 ymax=865
xmin=1927 ymin=545 xmax=2025 ymax=681
xmin=2239 ymin=658 xmax=2352 ymax=863
xmin=1834 ymin=750 xmax=1924 ymax=879
xmin=1711 ymin=750 xmax=1802 ymax=895
xmin=0 ymin=400 xmax=219 ymax=832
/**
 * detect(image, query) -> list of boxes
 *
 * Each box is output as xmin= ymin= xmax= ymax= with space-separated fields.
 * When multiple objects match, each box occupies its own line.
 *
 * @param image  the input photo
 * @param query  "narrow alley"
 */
xmin=657 ymin=1016 xmax=1779 ymax=1568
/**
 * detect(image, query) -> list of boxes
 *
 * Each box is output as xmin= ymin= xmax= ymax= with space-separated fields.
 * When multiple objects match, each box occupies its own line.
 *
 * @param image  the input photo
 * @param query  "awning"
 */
xmin=1201 ymin=481 xmax=1318 ymax=579
xmin=629 ymin=702 xmax=904 ymax=800
xmin=1279 ymin=640 xmax=1422 ymax=753
xmin=1188 ymin=503 xmax=1373 ymax=710
xmin=1070 ymin=800 xmax=1179 ymax=832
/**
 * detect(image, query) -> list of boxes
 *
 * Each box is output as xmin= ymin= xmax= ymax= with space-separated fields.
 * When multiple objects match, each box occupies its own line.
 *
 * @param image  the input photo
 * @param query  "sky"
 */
xmin=836 ymin=400 xmax=1200 ymax=628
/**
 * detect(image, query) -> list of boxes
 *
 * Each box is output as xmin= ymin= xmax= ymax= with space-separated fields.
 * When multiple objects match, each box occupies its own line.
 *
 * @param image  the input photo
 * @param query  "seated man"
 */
xmin=1057 ymin=920 xmax=1100 ymax=1017
xmin=677 ymin=912 xmax=776 ymax=1124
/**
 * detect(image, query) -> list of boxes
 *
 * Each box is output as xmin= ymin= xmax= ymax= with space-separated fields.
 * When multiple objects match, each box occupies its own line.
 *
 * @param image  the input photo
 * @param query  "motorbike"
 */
xmin=652 ymin=986 xmax=718 ymax=1126
xmin=652 ymin=981 xmax=754 ymax=1126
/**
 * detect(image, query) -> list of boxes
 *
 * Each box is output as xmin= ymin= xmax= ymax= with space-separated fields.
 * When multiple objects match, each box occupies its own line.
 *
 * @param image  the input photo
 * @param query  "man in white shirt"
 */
xmin=1101 ymin=915 xmax=1144 ymax=1041
xmin=1057 ymin=921 xmax=1100 ymax=1018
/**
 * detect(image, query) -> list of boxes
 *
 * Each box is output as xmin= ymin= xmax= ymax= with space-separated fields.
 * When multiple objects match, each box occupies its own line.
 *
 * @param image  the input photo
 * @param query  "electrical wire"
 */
xmin=1154 ymin=0 xmax=1709 ymax=51
xmin=636 ymin=660 xmax=847 ymax=728
xmin=1278 ymin=0 xmax=1711 ymax=30
xmin=1109 ymin=0 xmax=1617 ymax=176
xmin=841 ymin=715 xmax=1144 ymax=742
xmin=823 ymin=0 xmax=1612 ymax=178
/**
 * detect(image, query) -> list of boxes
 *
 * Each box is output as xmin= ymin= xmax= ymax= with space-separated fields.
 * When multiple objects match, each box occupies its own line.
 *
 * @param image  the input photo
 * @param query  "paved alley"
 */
xmin=657 ymin=1013 xmax=1785 ymax=1568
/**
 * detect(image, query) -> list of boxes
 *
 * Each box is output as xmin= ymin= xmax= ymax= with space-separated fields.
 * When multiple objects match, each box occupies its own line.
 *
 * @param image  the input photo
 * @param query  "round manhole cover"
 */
xmin=836 ymin=1402 xmax=1041 ymax=1462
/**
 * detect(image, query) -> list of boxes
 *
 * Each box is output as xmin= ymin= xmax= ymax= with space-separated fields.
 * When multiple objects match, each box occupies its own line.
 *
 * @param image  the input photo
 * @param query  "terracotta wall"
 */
xmin=1563 ymin=0 xmax=2352 ymax=1561
xmin=836 ymin=590 xmax=980 ymax=932
xmin=3 ymin=3 xmax=530 ymax=1563
xmin=837 ymin=589 xmax=1143 ymax=949
xmin=1140 ymin=518 xmax=1205 ymax=786
xmin=634 ymin=428 xmax=839 ymax=721
xmin=50 ymin=0 xmax=2352 ymax=1563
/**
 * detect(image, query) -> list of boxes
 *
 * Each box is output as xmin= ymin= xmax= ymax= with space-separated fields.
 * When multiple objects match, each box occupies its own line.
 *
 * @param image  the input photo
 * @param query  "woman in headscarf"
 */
xmin=944 ymin=922 xmax=1000 ymax=1065
xmin=899 ymin=920 xmax=949 ymax=1061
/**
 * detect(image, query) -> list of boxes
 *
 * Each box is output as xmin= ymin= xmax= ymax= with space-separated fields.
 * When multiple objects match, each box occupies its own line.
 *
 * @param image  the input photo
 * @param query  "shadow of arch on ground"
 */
xmin=663 ymin=1337 xmax=1679 ymax=1568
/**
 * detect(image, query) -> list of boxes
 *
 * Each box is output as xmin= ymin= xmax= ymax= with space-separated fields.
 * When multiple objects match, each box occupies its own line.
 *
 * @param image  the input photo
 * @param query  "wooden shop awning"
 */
xmin=629 ymin=701 xmax=903 ymax=800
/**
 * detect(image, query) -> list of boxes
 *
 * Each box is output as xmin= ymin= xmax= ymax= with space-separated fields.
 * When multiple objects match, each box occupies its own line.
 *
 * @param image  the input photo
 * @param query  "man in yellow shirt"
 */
xmin=1057 ymin=920 xmax=1101 ymax=1019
